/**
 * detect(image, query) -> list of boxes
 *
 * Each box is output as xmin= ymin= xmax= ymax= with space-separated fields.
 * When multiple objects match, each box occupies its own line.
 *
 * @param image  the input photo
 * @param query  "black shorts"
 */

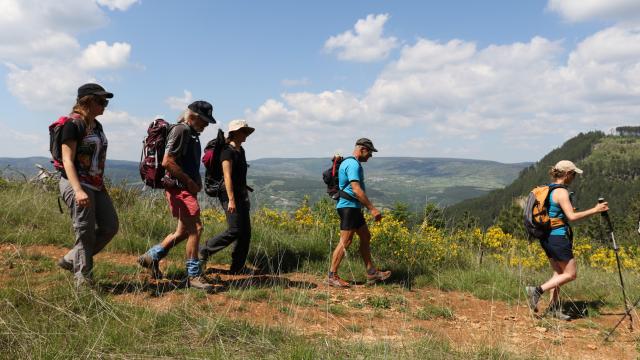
xmin=540 ymin=234 xmax=574 ymax=262
xmin=337 ymin=207 xmax=366 ymax=230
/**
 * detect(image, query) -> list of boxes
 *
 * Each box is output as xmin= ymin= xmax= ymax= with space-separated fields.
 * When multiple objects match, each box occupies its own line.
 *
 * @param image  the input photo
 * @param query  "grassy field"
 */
xmin=1 ymin=178 xmax=638 ymax=359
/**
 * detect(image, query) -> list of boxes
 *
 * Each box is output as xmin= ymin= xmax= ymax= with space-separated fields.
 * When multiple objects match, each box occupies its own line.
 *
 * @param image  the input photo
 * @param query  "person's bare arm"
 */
xmin=222 ymin=160 xmax=236 ymax=213
xmin=350 ymin=181 xmax=381 ymax=221
xmin=61 ymin=140 xmax=90 ymax=207
xmin=555 ymin=188 xmax=608 ymax=222
xmin=162 ymin=154 xmax=200 ymax=194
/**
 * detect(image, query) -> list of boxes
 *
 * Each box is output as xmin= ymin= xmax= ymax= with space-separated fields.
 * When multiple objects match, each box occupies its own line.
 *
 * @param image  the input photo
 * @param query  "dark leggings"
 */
xmin=202 ymin=196 xmax=251 ymax=272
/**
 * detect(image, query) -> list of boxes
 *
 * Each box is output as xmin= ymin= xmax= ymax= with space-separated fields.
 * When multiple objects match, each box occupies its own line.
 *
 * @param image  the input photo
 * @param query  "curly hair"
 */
xmin=549 ymin=166 xmax=570 ymax=180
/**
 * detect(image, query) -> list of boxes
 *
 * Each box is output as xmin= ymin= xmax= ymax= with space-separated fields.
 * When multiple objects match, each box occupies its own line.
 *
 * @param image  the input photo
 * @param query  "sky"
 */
xmin=1 ymin=0 xmax=640 ymax=163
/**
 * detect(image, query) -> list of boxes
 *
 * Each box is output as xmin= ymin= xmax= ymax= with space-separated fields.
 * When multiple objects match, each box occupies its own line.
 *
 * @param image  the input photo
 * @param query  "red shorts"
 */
xmin=165 ymin=188 xmax=200 ymax=218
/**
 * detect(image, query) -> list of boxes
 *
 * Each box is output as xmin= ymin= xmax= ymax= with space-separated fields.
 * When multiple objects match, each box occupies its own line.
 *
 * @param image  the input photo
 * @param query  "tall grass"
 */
xmin=0 ymin=179 xmax=636 ymax=358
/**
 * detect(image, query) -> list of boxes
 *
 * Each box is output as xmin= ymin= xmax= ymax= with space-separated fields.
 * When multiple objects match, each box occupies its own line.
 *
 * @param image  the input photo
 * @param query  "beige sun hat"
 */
xmin=553 ymin=160 xmax=583 ymax=174
xmin=227 ymin=119 xmax=255 ymax=135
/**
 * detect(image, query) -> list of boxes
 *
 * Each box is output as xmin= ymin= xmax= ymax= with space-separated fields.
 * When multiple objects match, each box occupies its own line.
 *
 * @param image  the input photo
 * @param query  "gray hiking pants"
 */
xmin=59 ymin=178 xmax=119 ymax=282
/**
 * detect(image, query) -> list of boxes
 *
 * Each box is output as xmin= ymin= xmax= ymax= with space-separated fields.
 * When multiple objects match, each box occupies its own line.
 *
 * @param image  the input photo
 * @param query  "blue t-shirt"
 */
xmin=336 ymin=157 xmax=364 ymax=209
xmin=548 ymin=188 xmax=567 ymax=236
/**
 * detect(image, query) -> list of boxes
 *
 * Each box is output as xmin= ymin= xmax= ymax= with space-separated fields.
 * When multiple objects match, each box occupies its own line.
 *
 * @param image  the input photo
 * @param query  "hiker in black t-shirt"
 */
xmin=57 ymin=83 xmax=119 ymax=288
xmin=200 ymin=120 xmax=255 ymax=274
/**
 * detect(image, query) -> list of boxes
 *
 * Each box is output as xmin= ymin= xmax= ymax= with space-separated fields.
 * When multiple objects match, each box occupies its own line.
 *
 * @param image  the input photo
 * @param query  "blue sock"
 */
xmin=186 ymin=258 xmax=202 ymax=277
xmin=147 ymin=244 xmax=168 ymax=262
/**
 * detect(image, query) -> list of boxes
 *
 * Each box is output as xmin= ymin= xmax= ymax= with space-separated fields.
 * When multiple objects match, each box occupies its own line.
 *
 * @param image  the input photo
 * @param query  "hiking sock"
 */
xmin=147 ymin=244 xmax=168 ymax=262
xmin=535 ymin=286 xmax=544 ymax=295
xmin=186 ymin=258 xmax=202 ymax=277
xmin=367 ymin=268 xmax=377 ymax=276
xmin=328 ymin=271 xmax=335 ymax=278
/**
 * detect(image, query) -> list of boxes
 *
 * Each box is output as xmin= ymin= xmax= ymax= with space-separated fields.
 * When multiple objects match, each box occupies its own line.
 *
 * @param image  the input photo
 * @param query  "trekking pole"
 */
xmin=598 ymin=197 xmax=633 ymax=333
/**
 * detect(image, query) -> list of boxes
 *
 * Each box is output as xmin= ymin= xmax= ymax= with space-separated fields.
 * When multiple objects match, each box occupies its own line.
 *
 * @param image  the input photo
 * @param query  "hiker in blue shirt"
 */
xmin=326 ymin=138 xmax=391 ymax=288
xmin=526 ymin=160 xmax=608 ymax=319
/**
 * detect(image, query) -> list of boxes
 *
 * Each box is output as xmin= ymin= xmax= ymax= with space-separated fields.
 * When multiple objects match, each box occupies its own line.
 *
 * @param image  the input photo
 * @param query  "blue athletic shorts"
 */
xmin=540 ymin=234 xmax=574 ymax=262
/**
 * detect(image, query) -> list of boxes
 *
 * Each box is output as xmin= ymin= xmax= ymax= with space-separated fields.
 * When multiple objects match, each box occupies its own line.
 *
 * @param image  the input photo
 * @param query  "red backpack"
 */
xmin=48 ymin=115 xmax=85 ymax=171
xmin=139 ymin=118 xmax=171 ymax=188
xmin=202 ymin=129 xmax=227 ymax=196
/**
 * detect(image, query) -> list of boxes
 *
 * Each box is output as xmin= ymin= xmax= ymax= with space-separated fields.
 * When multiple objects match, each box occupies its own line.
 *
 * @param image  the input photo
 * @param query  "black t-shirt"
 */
xmin=60 ymin=117 xmax=108 ymax=190
xmin=220 ymin=144 xmax=247 ymax=194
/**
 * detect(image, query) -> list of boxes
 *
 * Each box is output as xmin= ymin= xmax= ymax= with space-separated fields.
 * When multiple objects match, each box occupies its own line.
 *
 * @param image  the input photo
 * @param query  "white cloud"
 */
xmin=324 ymin=14 xmax=398 ymax=62
xmin=165 ymin=90 xmax=193 ymax=110
xmin=245 ymin=25 xmax=640 ymax=161
xmin=96 ymin=0 xmax=140 ymax=11
xmin=5 ymin=61 xmax=89 ymax=111
xmin=548 ymin=0 xmax=640 ymax=23
xmin=79 ymin=41 xmax=132 ymax=70
xmin=0 ymin=0 xmax=135 ymax=111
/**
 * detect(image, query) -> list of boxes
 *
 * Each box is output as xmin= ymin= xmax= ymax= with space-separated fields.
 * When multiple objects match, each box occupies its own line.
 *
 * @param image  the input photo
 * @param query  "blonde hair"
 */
xmin=177 ymin=108 xmax=198 ymax=123
xmin=71 ymin=95 xmax=94 ymax=119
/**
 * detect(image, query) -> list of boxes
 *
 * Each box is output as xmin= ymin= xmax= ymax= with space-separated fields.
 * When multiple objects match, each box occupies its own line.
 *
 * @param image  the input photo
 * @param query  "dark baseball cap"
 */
xmin=188 ymin=100 xmax=216 ymax=124
xmin=356 ymin=138 xmax=378 ymax=152
xmin=77 ymin=83 xmax=113 ymax=99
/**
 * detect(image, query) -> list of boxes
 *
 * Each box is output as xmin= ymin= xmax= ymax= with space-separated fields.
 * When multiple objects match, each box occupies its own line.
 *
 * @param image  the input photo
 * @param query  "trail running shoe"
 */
xmin=57 ymin=257 xmax=73 ymax=273
xmin=138 ymin=253 xmax=163 ymax=280
xmin=188 ymin=275 xmax=214 ymax=291
xmin=526 ymin=286 xmax=541 ymax=313
xmin=326 ymin=274 xmax=350 ymax=288
xmin=366 ymin=270 xmax=391 ymax=285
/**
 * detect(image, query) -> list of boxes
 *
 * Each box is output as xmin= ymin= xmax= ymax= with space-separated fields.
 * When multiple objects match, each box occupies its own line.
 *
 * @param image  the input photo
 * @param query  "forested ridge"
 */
xmin=447 ymin=131 xmax=640 ymax=244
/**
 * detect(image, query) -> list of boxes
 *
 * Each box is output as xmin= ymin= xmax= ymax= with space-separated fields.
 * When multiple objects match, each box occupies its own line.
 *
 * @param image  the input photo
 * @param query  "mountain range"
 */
xmin=0 ymin=156 xmax=530 ymax=211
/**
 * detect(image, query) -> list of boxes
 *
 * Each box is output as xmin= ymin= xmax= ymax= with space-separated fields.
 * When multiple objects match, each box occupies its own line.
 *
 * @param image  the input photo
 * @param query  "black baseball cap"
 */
xmin=356 ymin=138 xmax=378 ymax=152
xmin=77 ymin=83 xmax=113 ymax=99
xmin=188 ymin=100 xmax=216 ymax=124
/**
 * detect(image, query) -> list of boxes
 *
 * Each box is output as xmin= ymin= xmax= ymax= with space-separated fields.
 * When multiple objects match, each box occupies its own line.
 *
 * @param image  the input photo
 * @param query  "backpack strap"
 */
xmin=338 ymin=156 xmax=358 ymax=202
xmin=547 ymin=184 xmax=568 ymax=229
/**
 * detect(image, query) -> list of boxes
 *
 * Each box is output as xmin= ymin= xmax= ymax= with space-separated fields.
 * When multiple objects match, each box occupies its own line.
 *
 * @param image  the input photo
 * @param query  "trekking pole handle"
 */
xmin=598 ymin=197 xmax=614 ymax=232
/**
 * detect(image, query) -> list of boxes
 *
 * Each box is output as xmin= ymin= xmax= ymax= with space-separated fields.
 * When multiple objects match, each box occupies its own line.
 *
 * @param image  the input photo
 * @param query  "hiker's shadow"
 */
xmin=563 ymin=300 xmax=606 ymax=319
xmin=99 ymin=277 xmax=188 ymax=297
xmin=205 ymin=266 xmax=318 ymax=291
xmin=100 ymin=268 xmax=317 ymax=297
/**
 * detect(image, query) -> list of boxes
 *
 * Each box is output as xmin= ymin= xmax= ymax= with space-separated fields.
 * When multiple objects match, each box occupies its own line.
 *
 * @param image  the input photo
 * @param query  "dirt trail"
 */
xmin=1 ymin=244 xmax=638 ymax=359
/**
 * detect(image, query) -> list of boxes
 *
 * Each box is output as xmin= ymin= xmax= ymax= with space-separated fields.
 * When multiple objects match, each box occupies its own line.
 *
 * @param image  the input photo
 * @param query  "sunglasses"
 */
xmin=95 ymin=97 xmax=109 ymax=107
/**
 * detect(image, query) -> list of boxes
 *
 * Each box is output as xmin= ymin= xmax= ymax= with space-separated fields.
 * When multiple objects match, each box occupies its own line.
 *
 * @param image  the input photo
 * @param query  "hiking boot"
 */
xmin=138 ymin=254 xmax=163 ymax=280
xmin=57 ymin=257 xmax=73 ymax=273
xmin=526 ymin=286 xmax=542 ymax=313
xmin=188 ymin=275 xmax=213 ymax=291
xmin=326 ymin=274 xmax=350 ymax=288
xmin=546 ymin=303 xmax=571 ymax=321
xmin=366 ymin=269 xmax=391 ymax=285
xmin=550 ymin=309 xmax=571 ymax=321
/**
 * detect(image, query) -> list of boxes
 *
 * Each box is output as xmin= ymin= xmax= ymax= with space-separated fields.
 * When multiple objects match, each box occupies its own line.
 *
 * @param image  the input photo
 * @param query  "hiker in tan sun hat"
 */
xmin=200 ymin=119 xmax=256 ymax=274
xmin=525 ymin=159 xmax=608 ymax=320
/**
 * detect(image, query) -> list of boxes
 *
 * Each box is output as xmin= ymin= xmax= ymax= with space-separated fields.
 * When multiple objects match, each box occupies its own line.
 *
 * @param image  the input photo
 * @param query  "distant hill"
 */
xmin=0 ymin=156 xmax=530 ymax=211
xmin=447 ymin=131 xmax=640 ymax=238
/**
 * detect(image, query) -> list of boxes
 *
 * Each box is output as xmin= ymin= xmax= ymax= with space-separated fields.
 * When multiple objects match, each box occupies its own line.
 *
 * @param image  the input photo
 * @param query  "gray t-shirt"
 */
xmin=165 ymin=123 xmax=201 ymax=184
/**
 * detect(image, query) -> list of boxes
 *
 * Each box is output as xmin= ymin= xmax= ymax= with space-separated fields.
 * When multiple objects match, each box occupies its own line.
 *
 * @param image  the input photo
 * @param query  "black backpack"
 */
xmin=202 ymin=129 xmax=227 ymax=197
xmin=322 ymin=155 xmax=357 ymax=201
